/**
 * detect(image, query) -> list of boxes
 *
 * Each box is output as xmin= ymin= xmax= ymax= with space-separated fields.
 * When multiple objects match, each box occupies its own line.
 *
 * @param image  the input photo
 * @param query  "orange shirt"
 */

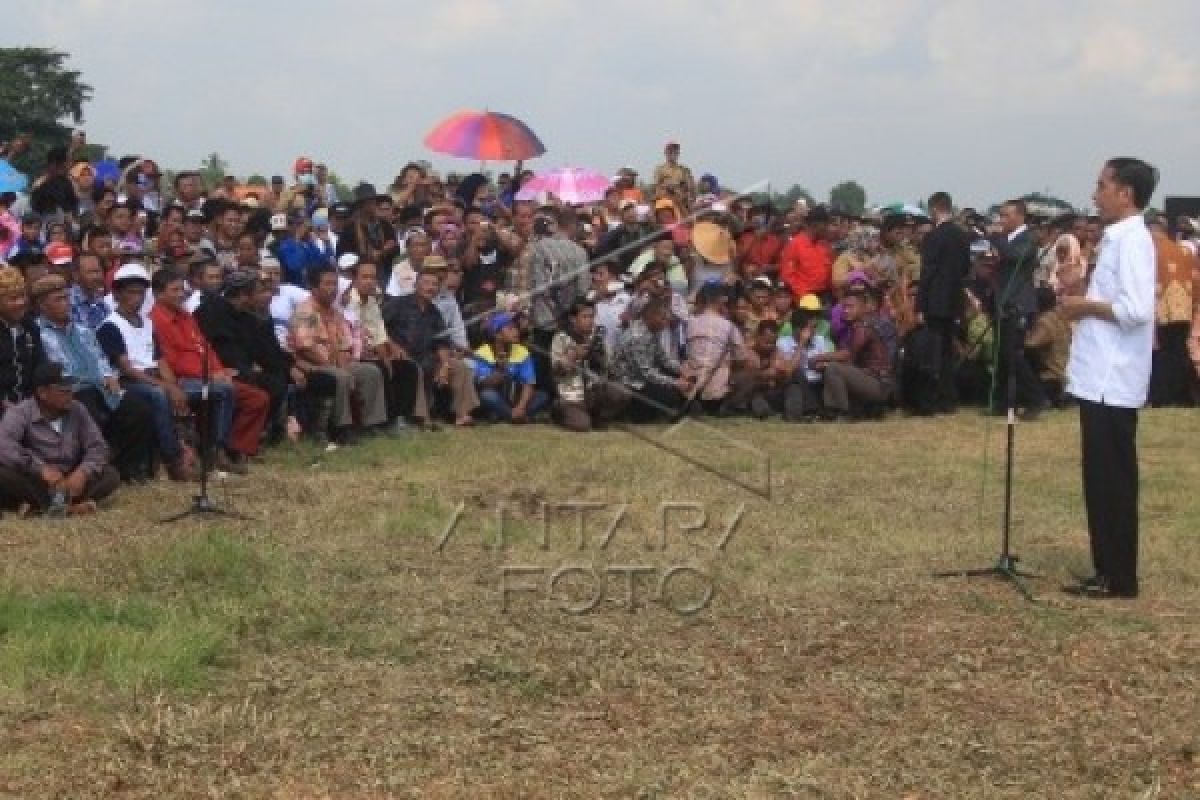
xmin=779 ymin=233 xmax=834 ymax=298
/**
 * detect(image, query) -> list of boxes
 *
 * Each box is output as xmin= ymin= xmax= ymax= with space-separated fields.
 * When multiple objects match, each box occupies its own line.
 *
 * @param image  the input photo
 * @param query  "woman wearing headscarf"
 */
xmin=1053 ymin=229 xmax=1087 ymax=297
xmin=832 ymin=228 xmax=880 ymax=294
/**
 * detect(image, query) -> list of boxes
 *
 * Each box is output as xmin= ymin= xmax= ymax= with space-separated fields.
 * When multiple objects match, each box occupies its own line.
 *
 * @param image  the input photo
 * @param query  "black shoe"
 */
xmin=1020 ymin=403 xmax=1050 ymax=422
xmin=1062 ymin=576 xmax=1138 ymax=599
xmin=334 ymin=428 xmax=362 ymax=448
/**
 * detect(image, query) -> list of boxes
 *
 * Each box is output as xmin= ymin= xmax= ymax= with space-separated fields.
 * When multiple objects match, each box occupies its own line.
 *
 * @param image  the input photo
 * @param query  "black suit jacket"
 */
xmin=917 ymin=220 xmax=971 ymax=320
xmin=992 ymin=227 xmax=1039 ymax=316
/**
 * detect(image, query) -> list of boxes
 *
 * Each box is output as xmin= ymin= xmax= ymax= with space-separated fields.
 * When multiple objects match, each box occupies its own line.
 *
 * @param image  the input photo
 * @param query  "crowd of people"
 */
xmin=1 ymin=136 xmax=1198 ymax=517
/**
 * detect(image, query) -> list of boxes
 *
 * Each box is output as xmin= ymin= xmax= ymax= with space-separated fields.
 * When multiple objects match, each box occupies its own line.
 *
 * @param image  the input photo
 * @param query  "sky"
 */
xmin=6 ymin=0 xmax=1199 ymax=209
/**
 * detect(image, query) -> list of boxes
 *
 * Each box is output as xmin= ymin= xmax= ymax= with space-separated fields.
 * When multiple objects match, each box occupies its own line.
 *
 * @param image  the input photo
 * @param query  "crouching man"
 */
xmin=0 ymin=363 xmax=119 ymax=516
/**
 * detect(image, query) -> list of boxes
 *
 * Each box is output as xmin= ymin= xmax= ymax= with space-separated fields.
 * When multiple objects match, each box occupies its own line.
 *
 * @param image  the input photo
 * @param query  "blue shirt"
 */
xmin=37 ymin=316 xmax=120 ymax=409
xmin=470 ymin=343 xmax=536 ymax=386
xmin=69 ymin=284 xmax=110 ymax=331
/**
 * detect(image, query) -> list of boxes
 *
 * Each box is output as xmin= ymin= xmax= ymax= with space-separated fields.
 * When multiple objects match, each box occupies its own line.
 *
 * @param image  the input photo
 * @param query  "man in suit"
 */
xmin=916 ymin=191 xmax=971 ymax=413
xmin=991 ymin=199 xmax=1049 ymax=418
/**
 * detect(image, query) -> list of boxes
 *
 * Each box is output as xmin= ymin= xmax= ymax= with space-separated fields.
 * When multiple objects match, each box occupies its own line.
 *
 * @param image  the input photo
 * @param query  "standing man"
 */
xmin=652 ymin=141 xmax=696 ymax=211
xmin=916 ymin=192 xmax=971 ymax=413
xmin=1061 ymin=158 xmax=1159 ymax=600
xmin=991 ymin=199 xmax=1049 ymax=418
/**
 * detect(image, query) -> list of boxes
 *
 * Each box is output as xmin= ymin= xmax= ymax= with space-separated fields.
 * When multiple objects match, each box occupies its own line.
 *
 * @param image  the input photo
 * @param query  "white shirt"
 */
xmin=1065 ymin=214 xmax=1155 ymax=408
xmin=270 ymin=285 xmax=310 ymax=348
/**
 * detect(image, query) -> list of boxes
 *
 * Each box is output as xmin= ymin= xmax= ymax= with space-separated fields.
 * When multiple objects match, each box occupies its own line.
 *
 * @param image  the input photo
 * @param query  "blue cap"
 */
xmin=486 ymin=312 xmax=516 ymax=337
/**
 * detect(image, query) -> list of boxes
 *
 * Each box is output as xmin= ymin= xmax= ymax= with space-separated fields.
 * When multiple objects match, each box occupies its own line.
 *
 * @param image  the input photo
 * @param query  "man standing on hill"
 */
xmin=1061 ymin=158 xmax=1159 ymax=600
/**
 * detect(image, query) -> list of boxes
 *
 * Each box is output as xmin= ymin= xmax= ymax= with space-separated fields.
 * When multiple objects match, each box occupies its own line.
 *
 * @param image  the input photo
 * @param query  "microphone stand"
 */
xmin=160 ymin=334 xmax=249 ymax=523
xmin=935 ymin=238 xmax=1041 ymax=603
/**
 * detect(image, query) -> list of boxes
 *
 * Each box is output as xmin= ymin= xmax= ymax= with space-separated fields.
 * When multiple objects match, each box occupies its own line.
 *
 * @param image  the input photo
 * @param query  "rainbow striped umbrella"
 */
xmin=423 ymin=110 xmax=546 ymax=161
xmin=515 ymin=167 xmax=610 ymax=205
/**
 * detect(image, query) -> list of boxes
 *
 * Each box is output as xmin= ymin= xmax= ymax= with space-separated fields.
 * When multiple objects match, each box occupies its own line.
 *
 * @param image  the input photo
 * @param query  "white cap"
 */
xmin=112 ymin=263 xmax=151 ymax=284
xmin=337 ymin=253 xmax=360 ymax=270
xmin=270 ymin=213 xmax=288 ymax=231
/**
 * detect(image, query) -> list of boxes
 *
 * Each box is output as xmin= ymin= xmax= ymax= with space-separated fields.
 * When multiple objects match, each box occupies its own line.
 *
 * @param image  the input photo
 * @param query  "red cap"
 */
xmin=45 ymin=242 xmax=75 ymax=266
xmin=293 ymin=156 xmax=314 ymax=175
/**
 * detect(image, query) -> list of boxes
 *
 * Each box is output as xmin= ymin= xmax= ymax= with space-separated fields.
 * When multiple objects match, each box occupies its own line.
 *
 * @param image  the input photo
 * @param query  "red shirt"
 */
xmin=779 ymin=233 xmax=834 ymax=298
xmin=149 ymin=302 xmax=224 ymax=380
xmin=737 ymin=231 xmax=784 ymax=274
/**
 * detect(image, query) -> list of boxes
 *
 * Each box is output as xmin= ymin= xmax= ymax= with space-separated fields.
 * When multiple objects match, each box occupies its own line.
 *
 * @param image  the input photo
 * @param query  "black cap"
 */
xmin=32 ymin=362 xmax=78 ymax=390
xmin=353 ymin=182 xmax=379 ymax=204
xmin=806 ymin=206 xmax=832 ymax=224
xmin=271 ymin=175 xmax=285 ymax=184
xmin=331 ymin=202 xmax=353 ymax=217
xmin=222 ymin=270 xmax=257 ymax=295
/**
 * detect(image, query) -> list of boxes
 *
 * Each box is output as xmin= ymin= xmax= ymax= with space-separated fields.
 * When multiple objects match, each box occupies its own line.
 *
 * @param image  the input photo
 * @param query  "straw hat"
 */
xmin=692 ymin=221 xmax=733 ymax=265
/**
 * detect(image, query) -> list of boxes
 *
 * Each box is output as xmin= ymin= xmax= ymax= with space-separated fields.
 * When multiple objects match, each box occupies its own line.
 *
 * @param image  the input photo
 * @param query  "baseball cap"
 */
xmin=336 ymin=253 xmax=360 ymax=270
xmin=45 ymin=242 xmax=74 ymax=266
xmin=486 ymin=311 xmax=516 ymax=337
xmin=270 ymin=213 xmax=288 ymax=232
xmin=185 ymin=208 xmax=207 ymax=223
xmin=112 ymin=263 xmax=151 ymax=286
xmin=330 ymin=202 xmax=353 ymax=217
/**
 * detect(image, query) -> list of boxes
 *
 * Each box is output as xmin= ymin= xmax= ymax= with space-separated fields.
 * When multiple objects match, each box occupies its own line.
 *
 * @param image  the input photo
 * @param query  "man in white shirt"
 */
xmin=1061 ymin=158 xmax=1159 ymax=600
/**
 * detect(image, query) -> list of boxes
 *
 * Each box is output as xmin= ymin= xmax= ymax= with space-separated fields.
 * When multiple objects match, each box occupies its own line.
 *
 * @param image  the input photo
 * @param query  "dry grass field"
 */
xmin=1 ymin=409 xmax=1198 ymax=799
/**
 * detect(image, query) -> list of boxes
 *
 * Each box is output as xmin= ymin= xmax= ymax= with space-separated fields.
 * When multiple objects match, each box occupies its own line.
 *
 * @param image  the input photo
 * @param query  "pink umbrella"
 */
xmin=515 ymin=167 xmax=611 ymax=205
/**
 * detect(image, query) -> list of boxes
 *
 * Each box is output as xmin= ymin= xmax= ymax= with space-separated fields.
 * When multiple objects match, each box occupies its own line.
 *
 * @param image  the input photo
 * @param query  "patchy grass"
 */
xmin=0 ymin=409 xmax=1198 ymax=798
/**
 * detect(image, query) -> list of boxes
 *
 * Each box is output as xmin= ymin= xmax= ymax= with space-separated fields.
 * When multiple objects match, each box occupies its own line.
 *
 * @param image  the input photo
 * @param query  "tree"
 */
xmin=829 ymin=180 xmax=867 ymax=215
xmin=198 ymin=152 xmax=229 ymax=188
xmin=0 ymin=47 xmax=92 ymax=174
xmin=762 ymin=184 xmax=816 ymax=212
xmin=325 ymin=170 xmax=353 ymax=203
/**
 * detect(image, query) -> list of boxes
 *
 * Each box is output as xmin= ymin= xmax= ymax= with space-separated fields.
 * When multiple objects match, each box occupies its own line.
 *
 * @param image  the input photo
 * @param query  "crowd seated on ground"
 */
xmin=1 ymin=137 xmax=1198 ymax=516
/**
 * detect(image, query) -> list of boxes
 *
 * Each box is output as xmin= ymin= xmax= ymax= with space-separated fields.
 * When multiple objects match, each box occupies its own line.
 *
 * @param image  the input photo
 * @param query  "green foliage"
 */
xmin=0 ymin=47 xmax=93 ymax=173
xmin=198 ymin=152 xmax=229 ymax=190
xmin=829 ymin=180 xmax=868 ymax=215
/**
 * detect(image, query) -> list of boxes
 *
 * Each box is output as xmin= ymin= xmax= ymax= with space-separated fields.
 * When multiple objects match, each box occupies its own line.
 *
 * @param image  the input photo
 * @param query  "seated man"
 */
xmin=471 ymin=312 xmax=549 ymax=424
xmin=150 ymin=268 xmax=270 ymax=473
xmin=685 ymin=282 xmax=746 ymax=414
xmin=0 ymin=363 xmax=119 ymax=516
xmin=342 ymin=259 xmax=427 ymax=433
xmin=196 ymin=271 xmax=290 ymax=439
xmin=260 ymin=255 xmax=309 ymax=349
xmin=290 ymin=265 xmax=388 ymax=445
xmin=1 ymin=267 xmax=45 ymax=413
xmin=811 ymin=286 xmax=894 ymax=420
xmin=551 ymin=299 xmax=627 ymax=432
xmin=32 ymin=274 xmax=155 ymax=481
xmin=611 ymin=297 xmax=695 ymax=422
xmin=1024 ymin=286 xmax=1072 ymax=408
xmin=95 ymin=264 xmax=195 ymax=481
xmin=776 ymin=300 xmax=833 ymax=422
xmin=726 ymin=319 xmax=791 ymax=418
xmin=382 ymin=269 xmax=478 ymax=427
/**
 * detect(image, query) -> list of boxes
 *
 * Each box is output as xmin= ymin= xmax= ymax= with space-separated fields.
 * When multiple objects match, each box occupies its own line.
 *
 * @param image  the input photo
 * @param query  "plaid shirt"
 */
xmin=612 ymin=320 xmax=681 ymax=389
xmin=685 ymin=310 xmax=743 ymax=401
xmin=527 ymin=235 xmax=589 ymax=330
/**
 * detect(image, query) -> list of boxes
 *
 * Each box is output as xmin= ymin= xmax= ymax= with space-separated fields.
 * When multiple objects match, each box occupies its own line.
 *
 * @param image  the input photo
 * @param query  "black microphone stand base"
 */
xmin=935 ymin=554 xmax=1039 ymax=602
xmin=159 ymin=491 xmax=251 ymax=524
